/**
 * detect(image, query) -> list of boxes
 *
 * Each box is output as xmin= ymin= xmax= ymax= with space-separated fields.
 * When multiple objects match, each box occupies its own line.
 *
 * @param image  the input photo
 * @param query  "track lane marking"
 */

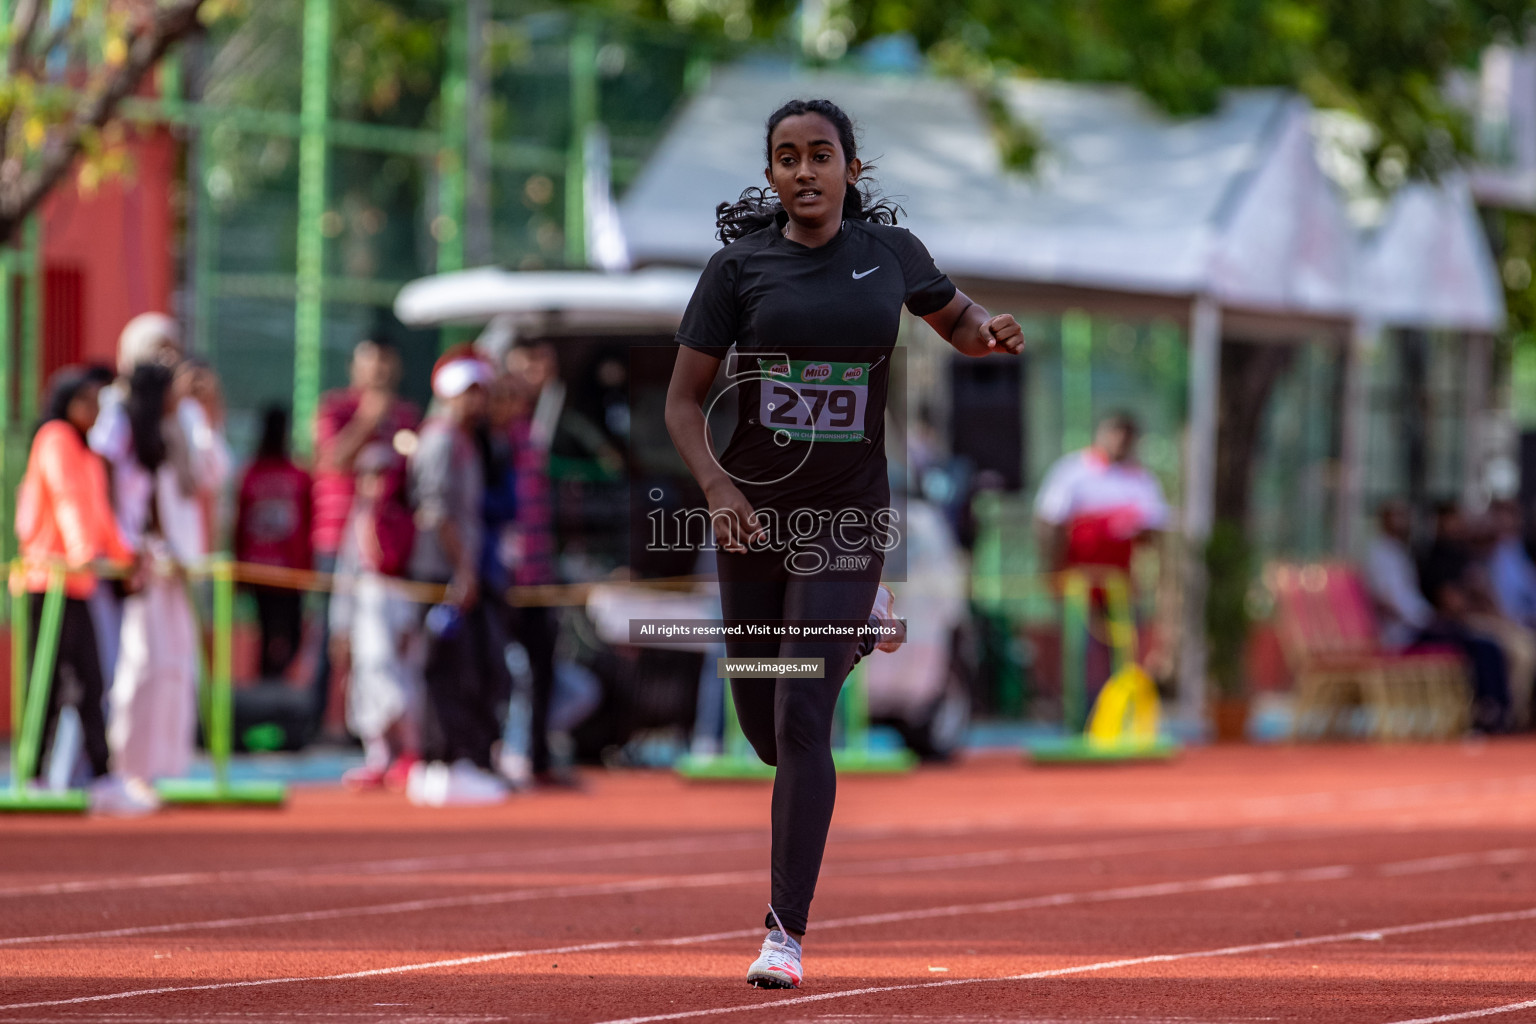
xmin=0 ymin=850 xmax=1522 ymax=1013
xmin=6 ymin=772 xmax=1534 ymax=901
xmin=1378 ymin=848 xmax=1533 ymax=876
xmin=0 ymin=833 xmax=768 ymax=900
xmin=0 ymin=826 xmax=1374 ymax=947
xmin=0 ymin=870 xmax=766 ymax=947
xmin=587 ymin=906 xmax=1536 ymax=1024
xmin=4 ymin=828 xmax=1531 ymax=949
xmin=1385 ymin=999 xmax=1536 ymax=1023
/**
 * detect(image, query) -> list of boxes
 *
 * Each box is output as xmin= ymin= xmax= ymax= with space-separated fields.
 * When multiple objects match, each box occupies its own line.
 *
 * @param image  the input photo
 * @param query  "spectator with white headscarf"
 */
xmin=91 ymin=313 xmax=231 ymax=788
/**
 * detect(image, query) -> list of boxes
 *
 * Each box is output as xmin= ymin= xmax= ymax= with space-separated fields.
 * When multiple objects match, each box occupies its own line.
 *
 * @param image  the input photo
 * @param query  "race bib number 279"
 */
xmin=758 ymin=359 xmax=870 ymax=443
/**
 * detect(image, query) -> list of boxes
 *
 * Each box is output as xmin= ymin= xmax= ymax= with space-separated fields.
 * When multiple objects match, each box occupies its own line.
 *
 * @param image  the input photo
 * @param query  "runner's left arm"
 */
xmin=922 ymin=290 xmax=1024 ymax=357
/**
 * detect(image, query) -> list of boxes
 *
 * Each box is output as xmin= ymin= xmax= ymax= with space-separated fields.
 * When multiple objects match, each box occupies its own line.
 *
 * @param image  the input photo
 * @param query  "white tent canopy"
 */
xmin=395 ymin=65 xmax=1503 ymax=337
xmin=1359 ymin=176 xmax=1505 ymax=332
xmin=619 ymin=66 xmax=1363 ymax=320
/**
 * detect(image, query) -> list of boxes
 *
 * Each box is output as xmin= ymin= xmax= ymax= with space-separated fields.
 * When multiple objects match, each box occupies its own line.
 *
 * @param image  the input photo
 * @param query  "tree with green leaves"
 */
xmin=0 ymin=0 xmax=243 ymax=244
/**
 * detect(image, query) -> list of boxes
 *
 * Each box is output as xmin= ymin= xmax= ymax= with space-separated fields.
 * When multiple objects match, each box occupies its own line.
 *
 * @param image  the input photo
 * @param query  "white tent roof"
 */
xmin=1358 ymin=176 xmax=1505 ymax=332
xmin=619 ymin=65 xmax=1359 ymax=320
xmin=391 ymin=66 xmax=1502 ymax=337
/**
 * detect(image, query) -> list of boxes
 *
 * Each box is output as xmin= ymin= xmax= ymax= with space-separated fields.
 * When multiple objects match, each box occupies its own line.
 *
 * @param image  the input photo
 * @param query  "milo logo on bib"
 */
xmin=758 ymin=359 xmax=872 ymax=444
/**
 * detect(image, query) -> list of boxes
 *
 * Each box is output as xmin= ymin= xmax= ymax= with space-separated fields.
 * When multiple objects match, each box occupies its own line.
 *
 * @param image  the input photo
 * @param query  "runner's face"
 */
xmin=765 ymin=114 xmax=860 ymax=232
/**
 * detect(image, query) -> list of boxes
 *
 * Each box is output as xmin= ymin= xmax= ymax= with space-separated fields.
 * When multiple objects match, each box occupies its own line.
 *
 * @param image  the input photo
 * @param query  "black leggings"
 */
xmin=717 ymin=544 xmax=882 ymax=936
xmin=26 ymin=594 xmax=110 ymax=782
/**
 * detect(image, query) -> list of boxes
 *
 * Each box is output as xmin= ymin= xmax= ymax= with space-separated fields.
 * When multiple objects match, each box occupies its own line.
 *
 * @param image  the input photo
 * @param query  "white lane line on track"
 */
xmin=1378 ymin=848 xmax=1534 ymax=876
xmin=0 ymin=825 xmax=1357 ymax=947
xmin=588 ymin=907 xmax=1536 ymax=1024
xmin=1384 ymin=999 xmax=1536 ymax=1023
xmin=0 ymin=869 xmax=766 ymax=947
xmin=0 ymin=850 xmax=1521 ymax=1013
xmin=4 ymin=826 xmax=1530 ymax=951
xmin=0 ymin=833 xmax=770 ymax=900
xmin=6 ymin=772 xmax=1534 ymax=901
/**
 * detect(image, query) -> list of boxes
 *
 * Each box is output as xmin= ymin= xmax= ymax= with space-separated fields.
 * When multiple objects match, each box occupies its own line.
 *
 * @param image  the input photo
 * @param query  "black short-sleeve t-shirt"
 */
xmin=676 ymin=214 xmax=956 ymax=524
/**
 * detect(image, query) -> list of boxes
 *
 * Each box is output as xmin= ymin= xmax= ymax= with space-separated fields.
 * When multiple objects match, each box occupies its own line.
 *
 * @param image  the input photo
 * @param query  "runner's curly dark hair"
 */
xmin=715 ymin=98 xmax=902 ymax=245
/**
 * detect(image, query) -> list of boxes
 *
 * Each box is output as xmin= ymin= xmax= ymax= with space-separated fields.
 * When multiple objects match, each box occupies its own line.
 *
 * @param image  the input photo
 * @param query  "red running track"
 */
xmin=2 ymin=742 xmax=1535 ymax=1023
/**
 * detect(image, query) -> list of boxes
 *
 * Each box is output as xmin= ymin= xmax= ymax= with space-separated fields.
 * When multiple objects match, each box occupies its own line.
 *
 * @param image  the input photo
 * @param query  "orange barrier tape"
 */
xmin=9 ymin=557 xmax=714 ymax=609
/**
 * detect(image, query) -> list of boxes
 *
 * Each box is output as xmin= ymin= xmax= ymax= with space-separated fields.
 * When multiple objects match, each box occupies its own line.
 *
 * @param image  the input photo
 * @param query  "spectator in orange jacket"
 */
xmin=14 ymin=367 xmax=156 ymax=815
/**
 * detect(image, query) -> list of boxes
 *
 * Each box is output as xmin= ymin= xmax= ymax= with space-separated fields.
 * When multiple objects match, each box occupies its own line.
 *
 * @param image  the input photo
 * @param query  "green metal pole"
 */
xmin=292 ymin=0 xmax=332 ymax=456
xmin=19 ymin=217 xmax=40 ymax=427
xmin=1062 ymin=310 xmax=1093 ymax=454
xmin=10 ymin=567 xmax=28 ymax=790
xmin=14 ymin=569 xmax=64 ymax=788
xmin=211 ymin=560 xmax=234 ymax=791
xmin=0 ymin=249 xmax=13 ymax=578
xmin=436 ymin=0 xmax=467 ymax=278
xmin=564 ymin=18 xmax=598 ymax=268
xmin=0 ymin=249 xmax=11 ymax=430
xmin=191 ymin=119 xmax=218 ymax=359
xmin=1061 ymin=573 xmax=1088 ymax=734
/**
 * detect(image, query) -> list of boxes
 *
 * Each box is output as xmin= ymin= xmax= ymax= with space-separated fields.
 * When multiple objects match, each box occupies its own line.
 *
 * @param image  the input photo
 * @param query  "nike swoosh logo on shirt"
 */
xmin=851 ymin=266 xmax=880 ymax=280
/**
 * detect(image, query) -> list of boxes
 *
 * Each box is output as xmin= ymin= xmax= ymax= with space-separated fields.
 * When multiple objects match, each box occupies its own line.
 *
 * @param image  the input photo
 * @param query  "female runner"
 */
xmin=666 ymin=98 xmax=1023 ymax=989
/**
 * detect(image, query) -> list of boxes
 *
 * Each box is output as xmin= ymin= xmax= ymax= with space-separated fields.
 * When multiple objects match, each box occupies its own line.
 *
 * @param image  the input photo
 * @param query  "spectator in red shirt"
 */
xmin=308 ymin=337 xmax=421 ymax=737
xmin=234 ymin=406 xmax=313 ymax=679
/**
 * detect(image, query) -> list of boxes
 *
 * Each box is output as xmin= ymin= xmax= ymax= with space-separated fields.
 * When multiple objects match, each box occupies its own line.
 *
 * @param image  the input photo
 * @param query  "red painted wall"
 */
xmin=39 ymin=126 xmax=178 ymax=372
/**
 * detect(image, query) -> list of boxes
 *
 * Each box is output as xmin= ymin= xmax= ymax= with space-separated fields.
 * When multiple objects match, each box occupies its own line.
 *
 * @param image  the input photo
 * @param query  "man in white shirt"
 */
xmin=1362 ymin=499 xmax=1434 ymax=651
xmin=1034 ymin=413 xmax=1170 ymax=710
xmin=1363 ymin=499 xmax=1513 ymax=731
xmin=1034 ymin=413 xmax=1169 ymax=575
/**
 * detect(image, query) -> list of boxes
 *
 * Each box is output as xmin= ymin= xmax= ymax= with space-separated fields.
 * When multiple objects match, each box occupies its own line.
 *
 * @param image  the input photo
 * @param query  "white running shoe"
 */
xmin=871 ymin=583 xmax=904 ymax=653
xmin=407 ymin=759 xmax=509 ymax=807
xmin=88 ymin=774 xmax=159 ymax=817
xmin=746 ymin=906 xmax=803 ymax=989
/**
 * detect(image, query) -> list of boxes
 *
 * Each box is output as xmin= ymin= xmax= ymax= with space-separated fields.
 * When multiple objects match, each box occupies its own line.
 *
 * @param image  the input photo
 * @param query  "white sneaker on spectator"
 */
xmin=407 ymin=760 xmax=508 ymax=807
xmin=444 ymin=760 xmax=509 ymax=805
xmin=405 ymin=760 xmax=442 ymax=806
xmin=88 ymin=775 xmax=159 ymax=817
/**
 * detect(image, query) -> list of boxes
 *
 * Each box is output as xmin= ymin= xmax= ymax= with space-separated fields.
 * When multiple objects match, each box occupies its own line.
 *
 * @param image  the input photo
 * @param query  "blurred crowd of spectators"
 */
xmin=1365 ymin=497 xmax=1536 ymax=733
xmin=16 ymin=312 xmax=573 ymax=813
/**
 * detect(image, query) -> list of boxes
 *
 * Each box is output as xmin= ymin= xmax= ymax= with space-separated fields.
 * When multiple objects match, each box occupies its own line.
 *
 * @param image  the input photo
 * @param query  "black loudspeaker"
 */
xmin=950 ymin=357 xmax=1024 ymax=490
xmin=231 ymin=682 xmax=314 ymax=752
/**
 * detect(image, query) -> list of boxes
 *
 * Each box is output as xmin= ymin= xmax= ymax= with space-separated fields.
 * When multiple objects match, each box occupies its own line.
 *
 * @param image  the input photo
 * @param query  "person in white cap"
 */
xmin=405 ymin=347 xmax=513 ymax=807
xmin=90 ymin=313 xmax=231 ymax=795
